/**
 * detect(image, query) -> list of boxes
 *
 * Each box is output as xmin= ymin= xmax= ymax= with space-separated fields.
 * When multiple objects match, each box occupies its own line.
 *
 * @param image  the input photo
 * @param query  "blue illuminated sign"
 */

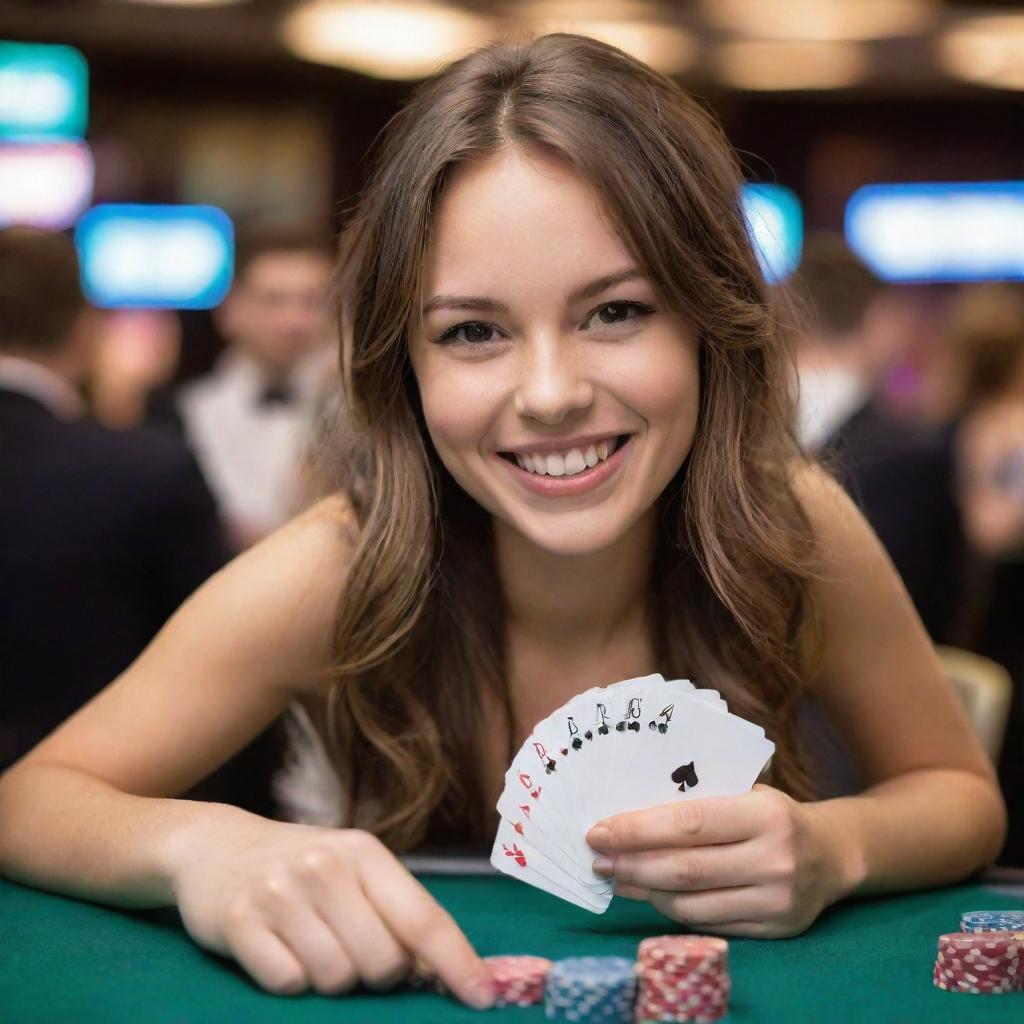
xmin=0 ymin=41 xmax=88 ymax=139
xmin=846 ymin=183 xmax=1024 ymax=283
xmin=741 ymin=183 xmax=803 ymax=284
xmin=76 ymin=205 xmax=235 ymax=309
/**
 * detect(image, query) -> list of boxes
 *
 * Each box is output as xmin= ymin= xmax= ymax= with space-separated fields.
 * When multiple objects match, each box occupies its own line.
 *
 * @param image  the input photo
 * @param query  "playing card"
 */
xmin=492 ymin=673 xmax=775 ymax=914
xmin=490 ymin=816 xmax=611 ymax=912
xmin=593 ymin=691 xmax=775 ymax=823
xmin=508 ymin=687 xmax=617 ymax=892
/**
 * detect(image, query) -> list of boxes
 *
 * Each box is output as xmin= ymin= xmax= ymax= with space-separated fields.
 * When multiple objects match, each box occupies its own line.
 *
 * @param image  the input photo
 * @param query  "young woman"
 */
xmin=0 ymin=33 xmax=1005 ymax=1009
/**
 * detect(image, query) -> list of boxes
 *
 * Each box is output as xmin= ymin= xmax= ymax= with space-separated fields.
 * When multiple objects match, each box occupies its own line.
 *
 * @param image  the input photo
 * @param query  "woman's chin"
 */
xmin=502 ymin=511 xmax=631 ymax=558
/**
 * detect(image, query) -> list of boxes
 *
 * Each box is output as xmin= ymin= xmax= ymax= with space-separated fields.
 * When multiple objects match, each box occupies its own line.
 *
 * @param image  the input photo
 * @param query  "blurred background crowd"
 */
xmin=1 ymin=1 xmax=1023 ymax=866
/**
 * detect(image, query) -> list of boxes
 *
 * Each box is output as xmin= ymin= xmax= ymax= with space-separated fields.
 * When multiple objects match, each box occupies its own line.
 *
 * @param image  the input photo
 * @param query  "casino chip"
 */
xmin=484 ymin=954 xmax=552 ymax=1007
xmin=933 ymin=932 xmax=1023 ymax=994
xmin=544 ymin=956 xmax=636 ymax=1022
xmin=634 ymin=935 xmax=730 ymax=1023
xmin=960 ymin=910 xmax=1024 ymax=934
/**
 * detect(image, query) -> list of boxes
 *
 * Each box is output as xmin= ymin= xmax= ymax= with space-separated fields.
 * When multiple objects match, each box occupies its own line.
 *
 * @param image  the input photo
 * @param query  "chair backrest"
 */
xmin=936 ymin=645 xmax=1013 ymax=763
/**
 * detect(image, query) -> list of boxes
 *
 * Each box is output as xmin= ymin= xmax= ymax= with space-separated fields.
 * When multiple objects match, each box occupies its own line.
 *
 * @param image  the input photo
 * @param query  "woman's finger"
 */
xmin=601 ymin=840 xmax=761 ymax=893
xmin=612 ymin=881 xmax=650 ymax=901
xmin=648 ymin=884 xmax=783 ymax=927
xmin=690 ymin=920 xmax=773 ymax=938
xmin=316 ymin=886 xmax=410 ymax=990
xmin=587 ymin=790 xmax=769 ymax=854
xmin=355 ymin=838 xmax=494 ymax=1008
xmin=251 ymin=870 xmax=358 ymax=995
xmin=223 ymin=911 xmax=309 ymax=996
xmin=270 ymin=902 xmax=360 ymax=996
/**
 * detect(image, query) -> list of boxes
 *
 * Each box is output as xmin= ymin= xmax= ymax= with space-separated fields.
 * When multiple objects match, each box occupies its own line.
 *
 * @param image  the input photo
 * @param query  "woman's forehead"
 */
xmin=421 ymin=148 xmax=635 ymax=304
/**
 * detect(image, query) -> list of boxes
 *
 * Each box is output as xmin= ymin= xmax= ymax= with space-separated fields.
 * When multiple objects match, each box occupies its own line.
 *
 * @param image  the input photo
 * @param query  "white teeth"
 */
xmin=563 ymin=449 xmax=586 ymax=475
xmin=509 ymin=437 xmax=623 ymax=477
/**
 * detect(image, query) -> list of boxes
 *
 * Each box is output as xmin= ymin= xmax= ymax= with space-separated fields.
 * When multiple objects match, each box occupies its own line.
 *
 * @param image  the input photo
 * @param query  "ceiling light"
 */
xmin=111 ymin=1 xmax=248 ymax=6
xmin=281 ymin=0 xmax=494 ymax=80
xmin=939 ymin=16 xmax=1024 ymax=91
xmin=519 ymin=1 xmax=696 ymax=75
xmin=716 ymin=40 xmax=869 ymax=91
xmin=704 ymin=0 xmax=934 ymax=42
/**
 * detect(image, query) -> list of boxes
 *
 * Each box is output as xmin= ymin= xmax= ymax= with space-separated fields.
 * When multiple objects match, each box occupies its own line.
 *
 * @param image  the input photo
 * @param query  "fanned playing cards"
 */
xmin=490 ymin=674 xmax=775 ymax=912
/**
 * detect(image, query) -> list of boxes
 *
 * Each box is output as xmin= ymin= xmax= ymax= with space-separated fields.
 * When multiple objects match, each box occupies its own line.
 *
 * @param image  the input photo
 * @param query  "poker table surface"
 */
xmin=2 ymin=873 xmax=1022 ymax=1023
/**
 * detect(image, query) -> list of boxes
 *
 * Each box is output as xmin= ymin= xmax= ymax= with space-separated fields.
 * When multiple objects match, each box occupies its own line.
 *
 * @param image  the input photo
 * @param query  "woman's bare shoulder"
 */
xmin=206 ymin=493 xmax=359 ymax=699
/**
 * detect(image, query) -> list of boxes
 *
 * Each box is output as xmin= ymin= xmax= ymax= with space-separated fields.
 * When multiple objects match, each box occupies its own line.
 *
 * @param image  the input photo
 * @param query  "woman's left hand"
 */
xmin=585 ymin=784 xmax=850 ymax=938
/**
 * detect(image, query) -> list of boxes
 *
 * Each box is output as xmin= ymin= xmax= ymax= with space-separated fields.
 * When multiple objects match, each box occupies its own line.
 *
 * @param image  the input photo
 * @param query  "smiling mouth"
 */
xmin=497 ymin=434 xmax=633 ymax=478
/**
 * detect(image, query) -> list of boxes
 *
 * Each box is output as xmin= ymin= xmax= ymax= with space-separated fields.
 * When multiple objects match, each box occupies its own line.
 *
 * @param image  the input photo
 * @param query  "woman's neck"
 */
xmin=494 ymin=506 xmax=659 ymax=661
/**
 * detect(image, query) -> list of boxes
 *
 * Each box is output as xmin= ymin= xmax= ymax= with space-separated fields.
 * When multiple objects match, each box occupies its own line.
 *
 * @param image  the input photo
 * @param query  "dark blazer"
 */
xmin=0 ymin=388 xmax=288 ymax=814
xmin=823 ymin=401 xmax=965 ymax=644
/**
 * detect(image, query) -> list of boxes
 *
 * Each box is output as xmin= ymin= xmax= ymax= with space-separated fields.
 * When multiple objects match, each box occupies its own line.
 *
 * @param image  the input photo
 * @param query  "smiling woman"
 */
xmin=0 ymin=30 xmax=1006 ymax=1007
xmin=323 ymin=35 xmax=819 ymax=854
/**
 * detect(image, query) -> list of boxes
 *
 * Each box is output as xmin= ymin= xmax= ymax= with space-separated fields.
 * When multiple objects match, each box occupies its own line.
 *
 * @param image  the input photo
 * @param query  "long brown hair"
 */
xmin=315 ymin=32 xmax=820 ymax=851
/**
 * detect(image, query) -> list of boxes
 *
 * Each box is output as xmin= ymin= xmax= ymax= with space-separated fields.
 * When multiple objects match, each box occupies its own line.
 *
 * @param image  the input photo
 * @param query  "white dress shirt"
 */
xmin=177 ymin=350 xmax=327 ymax=533
xmin=795 ymin=364 xmax=869 ymax=453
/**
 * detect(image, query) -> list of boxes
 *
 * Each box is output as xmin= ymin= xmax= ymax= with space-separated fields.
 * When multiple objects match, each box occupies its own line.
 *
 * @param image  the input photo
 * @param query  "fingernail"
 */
xmin=465 ymin=977 xmax=495 ymax=1009
xmin=593 ymin=856 xmax=614 ymax=876
xmin=588 ymin=825 xmax=612 ymax=849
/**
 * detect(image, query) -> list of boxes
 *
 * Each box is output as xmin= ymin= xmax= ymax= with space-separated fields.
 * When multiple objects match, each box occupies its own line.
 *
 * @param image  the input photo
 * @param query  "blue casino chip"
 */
xmin=960 ymin=910 xmax=1024 ymax=934
xmin=544 ymin=956 xmax=637 ymax=1022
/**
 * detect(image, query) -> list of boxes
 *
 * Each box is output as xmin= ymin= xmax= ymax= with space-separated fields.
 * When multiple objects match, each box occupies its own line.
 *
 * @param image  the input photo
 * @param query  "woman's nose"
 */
xmin=513 ymin=335 xmax=594 ymax=424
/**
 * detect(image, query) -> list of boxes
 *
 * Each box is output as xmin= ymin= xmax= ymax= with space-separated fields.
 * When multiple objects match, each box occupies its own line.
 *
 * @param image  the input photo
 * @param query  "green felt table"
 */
xmin=1 ymin=875 xmax=1022 ymax=1023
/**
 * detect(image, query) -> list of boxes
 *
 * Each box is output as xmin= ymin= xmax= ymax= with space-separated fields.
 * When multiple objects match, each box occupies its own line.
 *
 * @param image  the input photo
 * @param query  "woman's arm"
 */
xmin=0 ymin=495 xmax=495 ymax=1006
xmin=793 ymin=465 xmax=1006 ymax=895
xmin=0 ymin=496 xmax=352 ymax=904
xmin=586 ymin=465 xmax=1006 ymax=935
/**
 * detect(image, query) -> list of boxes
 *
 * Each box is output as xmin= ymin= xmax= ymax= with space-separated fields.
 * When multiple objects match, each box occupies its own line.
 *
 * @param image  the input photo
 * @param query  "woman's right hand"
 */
xmin=170 ymin=811 xmax=495 ymax=1007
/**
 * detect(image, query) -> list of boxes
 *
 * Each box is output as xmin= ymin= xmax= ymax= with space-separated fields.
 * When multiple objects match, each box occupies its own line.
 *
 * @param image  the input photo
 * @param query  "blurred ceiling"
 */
xmin=1 ymin=0 xmax=1023 ymax=94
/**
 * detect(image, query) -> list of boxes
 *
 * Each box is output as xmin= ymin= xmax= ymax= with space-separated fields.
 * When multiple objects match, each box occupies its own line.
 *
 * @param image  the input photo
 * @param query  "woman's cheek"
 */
xmin=419 ymin=370 xmax=494 ymax=466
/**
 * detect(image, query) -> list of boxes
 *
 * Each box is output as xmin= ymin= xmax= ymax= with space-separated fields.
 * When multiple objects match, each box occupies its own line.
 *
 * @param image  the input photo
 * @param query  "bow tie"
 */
xmin=256 ymin=384 xmax=295 ymax=408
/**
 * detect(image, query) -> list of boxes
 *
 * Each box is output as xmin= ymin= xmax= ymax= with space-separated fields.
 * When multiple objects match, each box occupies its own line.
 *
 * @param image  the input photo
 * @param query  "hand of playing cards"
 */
xmin=490 ymin=674 xmax=775 ymax=913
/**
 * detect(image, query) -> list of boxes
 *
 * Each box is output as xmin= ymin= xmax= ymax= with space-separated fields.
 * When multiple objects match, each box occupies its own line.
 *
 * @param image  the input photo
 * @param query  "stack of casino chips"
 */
xmin=634 ymin=935 xmax=730 ymax=1022
xmin=484 ymin=954 xmax=552 ymax=1007
xmin=544 ymin=956 xmax=637 ymax=1022
xmin=932 ymin=932 xmax=1023 ymax=994
xmin=960 ymin=910 xmax=1024 ymax=934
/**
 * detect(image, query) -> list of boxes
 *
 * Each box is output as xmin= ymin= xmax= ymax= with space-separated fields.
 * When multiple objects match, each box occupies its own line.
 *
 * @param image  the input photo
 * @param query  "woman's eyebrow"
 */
xmin=421 ymin=267 xmax=647 ymax=316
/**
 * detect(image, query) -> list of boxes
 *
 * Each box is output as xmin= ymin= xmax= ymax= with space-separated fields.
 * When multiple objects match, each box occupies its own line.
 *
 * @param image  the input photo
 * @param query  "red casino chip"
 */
xmin=483 ymin=954 xmax=552 ymax=1007
xmin=635 ymin=935 xmax=730 ymax=1022
xmin=932 ymin=931 xmax=1023 ymax=994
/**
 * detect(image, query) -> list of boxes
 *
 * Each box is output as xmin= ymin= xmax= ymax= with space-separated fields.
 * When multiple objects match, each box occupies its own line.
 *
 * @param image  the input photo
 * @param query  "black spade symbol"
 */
xmin=628 ymin=721 xmax=640 ymax=733
xmin=598 ymin=724 xmax=609 ymax=735
xmin=648 ymin=721 xmax=658 ymax=731
xmin=572 ymin=738 xmax=583 ymax=750
xmin=658 ymin=723 xmax=668 ymax=734
xmin=584 ymin=730 xmax=593 ymax=741
xmin=670 ymin=761 xmax=699 ymax=792
xmin=615 ymin=721 xmax=626 ymax=732
xmin=560 ymin=748 xmax=569 ymax=756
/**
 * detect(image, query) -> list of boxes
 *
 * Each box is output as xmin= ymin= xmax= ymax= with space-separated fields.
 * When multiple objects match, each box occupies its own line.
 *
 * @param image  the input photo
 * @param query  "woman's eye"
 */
xmin=435 ymin=321 xmax=500 ymax=346
xmin=587 ymin=301 xmax=654 ymax=329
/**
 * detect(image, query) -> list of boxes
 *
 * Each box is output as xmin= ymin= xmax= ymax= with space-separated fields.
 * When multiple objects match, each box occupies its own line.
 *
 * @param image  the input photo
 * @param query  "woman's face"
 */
xmin=408 ymin=147 xmax=700 ymax=557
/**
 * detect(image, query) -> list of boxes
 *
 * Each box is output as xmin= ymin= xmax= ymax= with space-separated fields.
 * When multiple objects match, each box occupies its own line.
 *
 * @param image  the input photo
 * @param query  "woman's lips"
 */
xmin=497 ymin=436 xmax=632 ymax=497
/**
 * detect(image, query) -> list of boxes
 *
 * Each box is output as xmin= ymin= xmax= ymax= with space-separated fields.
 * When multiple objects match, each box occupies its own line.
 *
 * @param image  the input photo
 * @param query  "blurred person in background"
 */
xmin=793 ymin=235 xmax=964 ymax=643
xmin=152 ymin=226 xmax=335 ymax=551
xmin=946 ymin=284 xmax=1024 ymax=865
xmin=0 ymin=227 xmax=232 ymax=770
xmin=88 ymin=310 xmax=183 ymax=429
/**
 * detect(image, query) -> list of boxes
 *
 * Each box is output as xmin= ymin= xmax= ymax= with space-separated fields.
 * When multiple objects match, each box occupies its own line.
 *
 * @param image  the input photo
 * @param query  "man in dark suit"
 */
xmin=793 ymin=235 xmax=964 ymax=643
xmin=0 ymin=227 xmax=279 ymax=814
